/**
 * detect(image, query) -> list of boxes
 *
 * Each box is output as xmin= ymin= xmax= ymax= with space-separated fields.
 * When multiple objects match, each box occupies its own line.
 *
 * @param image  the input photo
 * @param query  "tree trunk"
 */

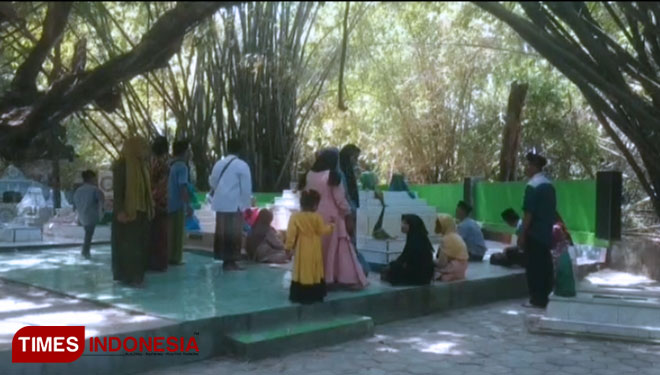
xmin=498 ymin=81 xmax=528 ymax=181
xmin=475 ymin=1 xmax=660 ymax=219
xmin=50 ymin=127 xmax=61 ymax=210
xmin=191 ymin=142 xmax=210 ymax=191
xmin=337 ymin=2 xmax=350 ymax=111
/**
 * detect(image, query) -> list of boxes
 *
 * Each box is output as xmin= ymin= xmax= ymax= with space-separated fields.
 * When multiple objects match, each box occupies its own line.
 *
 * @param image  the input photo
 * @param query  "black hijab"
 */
xmin=309 ymin=148 xmax=341 ymax=186
xmin=396 ymin=214 xmax=434 ymax=282
xmin=339 ymin=144 xmax=361 ymax=208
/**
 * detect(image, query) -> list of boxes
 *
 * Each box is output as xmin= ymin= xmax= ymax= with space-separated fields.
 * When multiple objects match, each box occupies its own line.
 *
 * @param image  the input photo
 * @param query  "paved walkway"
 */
xmin=140 ymin=299 xmax=660 ymax=375
xmin=0 ymin=279 xmax=172 ymax=351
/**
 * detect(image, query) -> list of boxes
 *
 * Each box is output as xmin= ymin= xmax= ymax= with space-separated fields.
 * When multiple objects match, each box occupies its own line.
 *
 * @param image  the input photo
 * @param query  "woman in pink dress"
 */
xmin=301 ymin=148 xmax=368 ymax=290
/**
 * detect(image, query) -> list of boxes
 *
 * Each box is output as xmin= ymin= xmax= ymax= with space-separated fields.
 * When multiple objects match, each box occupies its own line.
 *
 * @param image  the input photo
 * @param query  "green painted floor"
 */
xmin=0 ymin=246 xmax=523 ymax=322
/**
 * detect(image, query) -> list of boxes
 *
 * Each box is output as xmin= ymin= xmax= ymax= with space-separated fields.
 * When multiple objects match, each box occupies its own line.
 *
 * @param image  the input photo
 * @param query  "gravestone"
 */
xmin=356 ymin=191 xmax=440 ymax=265
xmin=265 ymin=190 xmax=441 ymax=266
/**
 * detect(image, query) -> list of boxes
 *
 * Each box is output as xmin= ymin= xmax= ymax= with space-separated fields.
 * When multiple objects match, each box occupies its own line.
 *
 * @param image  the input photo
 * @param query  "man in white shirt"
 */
xmin=208 ymin=139 xmax=252 ymax=271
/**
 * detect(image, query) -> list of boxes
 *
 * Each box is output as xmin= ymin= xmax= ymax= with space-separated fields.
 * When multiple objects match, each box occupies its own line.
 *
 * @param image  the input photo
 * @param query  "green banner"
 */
xmin=203 ymin=178 xmax=600 ymax=245
xmin=473 ymin=180 xmax=597 ymax=245
xmin=410 ymin=183 xmax=464 ymax=216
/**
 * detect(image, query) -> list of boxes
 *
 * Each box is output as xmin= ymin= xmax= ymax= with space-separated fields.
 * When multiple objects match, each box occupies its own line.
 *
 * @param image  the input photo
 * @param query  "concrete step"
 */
xmin=224 ymin=314 xmax=374 ymax=360
xmin=528 ymin=315 xmax=660 ymax=344
xmin=548 ymin=292 xmax=660 ymax=326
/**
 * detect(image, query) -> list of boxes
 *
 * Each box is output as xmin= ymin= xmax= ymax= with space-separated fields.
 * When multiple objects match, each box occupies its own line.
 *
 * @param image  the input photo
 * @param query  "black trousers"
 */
xmin=213 ymin=212 xmax=243 ymax=263
xmin=82 ymin=225 xmax=96 ymax=256
xmin=525 ymin=238 xmax=554 ymax=307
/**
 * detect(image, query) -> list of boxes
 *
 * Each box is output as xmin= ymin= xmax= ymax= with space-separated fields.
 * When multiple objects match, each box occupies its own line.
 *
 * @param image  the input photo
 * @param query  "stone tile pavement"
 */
xmin=0 ymin=279 xmax=172 ymax=350
xmin=139 ymin=299 xmax=660 ymax=375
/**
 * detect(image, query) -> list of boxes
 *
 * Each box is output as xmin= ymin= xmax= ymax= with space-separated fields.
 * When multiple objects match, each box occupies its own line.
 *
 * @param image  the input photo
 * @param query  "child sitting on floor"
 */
xmin=434 ymin=214 xmax=469 ymax=281
xmin=285 ymin=190 xmax=334 ymax=304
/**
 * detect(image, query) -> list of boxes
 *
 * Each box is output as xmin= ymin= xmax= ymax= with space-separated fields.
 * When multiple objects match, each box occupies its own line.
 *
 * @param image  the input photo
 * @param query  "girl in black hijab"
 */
xmin=381 ymin=214 xmax=435 ymax=285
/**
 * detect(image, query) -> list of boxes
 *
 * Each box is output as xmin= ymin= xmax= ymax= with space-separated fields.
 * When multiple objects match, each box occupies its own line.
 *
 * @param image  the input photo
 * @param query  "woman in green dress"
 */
xmin=111 ymin=136 xmax=154 ymax=287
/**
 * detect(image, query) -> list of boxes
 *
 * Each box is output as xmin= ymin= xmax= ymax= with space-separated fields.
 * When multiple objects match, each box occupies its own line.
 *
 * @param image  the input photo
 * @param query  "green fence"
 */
xmin=200 ymin=178 xmax=601 ymax=245
xmin=472 ymin=180 xmax=597 ymax=245
xmin=408 ymin=179 xmax=598 ymax=245
xmin=410 ymin=183 xmax=464 ymax=216
xmin=474 ymin=181 xmax=527 ymax=233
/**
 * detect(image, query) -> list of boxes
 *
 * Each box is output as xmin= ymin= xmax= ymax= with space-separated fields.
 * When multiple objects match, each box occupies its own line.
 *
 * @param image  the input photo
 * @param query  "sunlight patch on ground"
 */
xmin=0 ymin=297 xmax=51 ymax=313
xmin=434 ymin=331 xmax=468 ymax=338
xmin=375 ymin=346 xmax=399 ymax=353
xmin=127 ymin=315 xmax=160 ymax=323
xmin=0 ymin=321 xmax=26 ymax=335
xmin=395 ymin=337 xmax=423 ymax=344
xmin=12 ymin=311 xmax=108 ymax=325
xmin=85 ymin=329 xmax=100 ymax=338
xmin=586 ymin=269 xmax=656 ymax=287
xmin=501 ymin=309 xmax=522 ymax=316
xmin=418 ymin=340 xmax=465 ymax=355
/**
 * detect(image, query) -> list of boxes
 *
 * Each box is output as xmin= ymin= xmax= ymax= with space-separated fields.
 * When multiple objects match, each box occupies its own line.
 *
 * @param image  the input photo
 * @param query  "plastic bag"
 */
xmin=554 ymin=251 xmax=576 ymax=297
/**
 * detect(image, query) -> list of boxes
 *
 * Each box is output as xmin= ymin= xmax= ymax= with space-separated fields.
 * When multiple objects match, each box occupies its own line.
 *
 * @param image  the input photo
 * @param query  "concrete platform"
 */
xmin=0 ymin=245 xmax=532 ymax=375
xmin=528 ymin=268 xmax=660 ymax=344
xmin=0 ymin=238 xmax=110 ymax=252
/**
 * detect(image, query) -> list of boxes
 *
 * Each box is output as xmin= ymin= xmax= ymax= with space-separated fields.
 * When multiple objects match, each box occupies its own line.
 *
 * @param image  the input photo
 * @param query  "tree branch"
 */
xmin=11 ymin=2 xmax=72 ymax=96
xmin=0 ymin=2 xmax=242 ymax=159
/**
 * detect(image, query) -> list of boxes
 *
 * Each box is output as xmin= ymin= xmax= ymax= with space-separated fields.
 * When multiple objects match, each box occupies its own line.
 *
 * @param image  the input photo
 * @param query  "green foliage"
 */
xmin=2 ymin=1 xmax=608 ymax=191
xmin=304 ymin=2 xmax=604 ymax=185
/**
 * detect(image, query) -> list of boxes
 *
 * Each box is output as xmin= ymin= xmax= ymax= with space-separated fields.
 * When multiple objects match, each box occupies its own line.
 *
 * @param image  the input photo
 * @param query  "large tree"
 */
xmin=0 ymin=2 xmax=239 ymax=161
xmin=475 ymin=2 xmax=660 ymax=218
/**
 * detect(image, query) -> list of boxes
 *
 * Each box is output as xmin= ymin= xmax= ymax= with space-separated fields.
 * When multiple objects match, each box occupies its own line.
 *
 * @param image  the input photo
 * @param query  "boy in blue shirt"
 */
xmin=455 ymin=201 xmax=487 ymax=262
xmin=73 ymin=170 xmax=105 ymax=259
xmin=168 ymin=140 xmax=192 ymax=266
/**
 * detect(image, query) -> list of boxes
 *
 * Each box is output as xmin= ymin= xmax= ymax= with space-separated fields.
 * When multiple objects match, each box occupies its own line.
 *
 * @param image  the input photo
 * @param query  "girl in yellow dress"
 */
xmin=285 ymin=190 xmax=334 ymax=304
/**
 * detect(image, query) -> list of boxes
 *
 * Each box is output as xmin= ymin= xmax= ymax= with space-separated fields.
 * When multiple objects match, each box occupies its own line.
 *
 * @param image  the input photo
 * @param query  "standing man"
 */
xmin=168 ymin=140 xmax=192 ymax=266
xmin=455 ymin=200 xmax=487 ymax=262
xmin=209 ymin=139 xmax=252 ymax=271
xmin=73 ymin=170 xmax=105 ymax=259
xmin=519 ymin=152 xmax=556 ymax=309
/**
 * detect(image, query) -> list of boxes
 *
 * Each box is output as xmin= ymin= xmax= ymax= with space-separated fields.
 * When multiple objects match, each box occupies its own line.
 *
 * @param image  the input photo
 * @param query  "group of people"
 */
xmin=72 ymin=135 xmax=254 ymax=287
xmin=109 ymin=136 xmax=200 ymax=286
xmin=74 ymin=133 xmax=565 ymax=309
xmin=379 ymin=151 xmax=567 ymax=310
xmin=378 ymin=206 xmax=477 ymax=287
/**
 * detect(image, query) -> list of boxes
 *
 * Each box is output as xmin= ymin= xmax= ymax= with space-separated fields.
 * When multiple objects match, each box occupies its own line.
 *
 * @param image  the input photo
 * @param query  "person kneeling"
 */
xmin=246 ymin=209 xmax=290 ymax=264
xmin=489 ymin=208 xmax=527 ymax=268
xmin=434 ymin=214 xmax=469 ymax=282
xmin=380 ymin=215 xmax=435 ymax=286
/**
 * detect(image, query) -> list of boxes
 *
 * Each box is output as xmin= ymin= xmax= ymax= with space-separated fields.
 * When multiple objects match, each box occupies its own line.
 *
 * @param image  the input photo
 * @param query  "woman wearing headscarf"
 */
xmin=302 ymin=148 xmax=368 ymax=290
xmin=551 ymin=213 xmax=573 ymax=277
xmin=148 ymin=136 xmax=169 ymax=271
xmin=381 ymin=214 xmax=435 ymax=285
xmin=552 ymin=214 xmax=573 ymax=258
xmin=112 ymin=136 xmax=154 ymax=287
xmin=339 ymin=144 xmax=370 ymax=275
xmin=246 ymin=209 xmax=290 ymax=264
xmin=435 ymin=214 xmax=469 ymax=282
